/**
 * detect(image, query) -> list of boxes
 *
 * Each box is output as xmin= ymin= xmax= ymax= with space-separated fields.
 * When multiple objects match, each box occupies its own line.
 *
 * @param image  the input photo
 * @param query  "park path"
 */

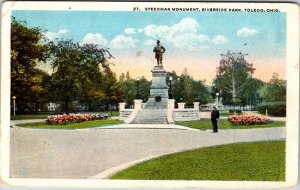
xmin=10 ymin=119 xmax=45 ymax=126
xmin=10 ymin=124 xmax=285 ymax=179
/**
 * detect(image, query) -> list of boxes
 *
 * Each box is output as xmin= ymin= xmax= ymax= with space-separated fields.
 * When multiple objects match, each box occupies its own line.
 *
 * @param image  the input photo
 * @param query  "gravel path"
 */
xmin=10 ymin=119 xmax=45 ymax=126
xmin=10 ymin=124 xmax=285 ymax=179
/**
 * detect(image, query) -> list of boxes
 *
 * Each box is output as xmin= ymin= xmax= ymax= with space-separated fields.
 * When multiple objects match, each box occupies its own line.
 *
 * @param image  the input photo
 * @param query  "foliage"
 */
xmin=16 ymin=119 xmax=123 ymax=129
xmin=167 ymin=71 xmax=212 ymax=105
xmin=11 ymin=17 xmax=50 ymax=112
xmin=258 ymin=73 xmax=286 ymax=102
xmin=213 ymin=51 xmax=257 ymax=106
xmin=111 ymin=141 xmax=286 ymax=181
xmin=47 ymin=40 xmax=115 ymax=112
xmin=228 ymin=109 xmax=242 ymax=114
xmin=257 ymin=102 xmax=286 ymax=117
xmin=238 ymin=78 xmax=264 ymax=107
xmin=119 ymin=73 xmax=151 ymax=105
xmin=228 ymin=115 xmax=272 ymax=125
xmin=176 ymin=119 xmax=285 ymax=130
xmin=46 ymin=113 xmax=109 ymax=125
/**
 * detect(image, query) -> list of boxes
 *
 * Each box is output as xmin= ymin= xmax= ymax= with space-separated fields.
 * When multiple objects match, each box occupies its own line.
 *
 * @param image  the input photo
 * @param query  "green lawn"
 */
xmin=111 ymin=141 xmax=286 ymax=181
xmin=15 ymin=119 xmax=123 ymax=129
xmin=11 ymin=114 xmax=50 ymax=120
xmin=176 ymin=119 xmax=285 ymax=130
xmin=10 ymin=111 xmax=119 ymax=120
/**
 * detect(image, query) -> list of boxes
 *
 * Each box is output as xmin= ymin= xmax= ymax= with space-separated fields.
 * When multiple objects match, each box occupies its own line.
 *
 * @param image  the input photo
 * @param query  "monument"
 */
xmin=131 ymin=40 xmax=169 ymax=124
xmin=120 ymin=40 xmax=200 ymax=123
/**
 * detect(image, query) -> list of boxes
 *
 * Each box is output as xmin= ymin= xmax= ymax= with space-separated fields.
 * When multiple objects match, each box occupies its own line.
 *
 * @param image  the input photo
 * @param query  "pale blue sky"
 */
xmin=12 ymin=10 xmax=286 ymax=83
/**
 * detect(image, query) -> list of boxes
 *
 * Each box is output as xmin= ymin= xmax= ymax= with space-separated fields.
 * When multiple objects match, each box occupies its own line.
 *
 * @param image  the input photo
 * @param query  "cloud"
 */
xmin=141 ymin=17 xmax=208 ymax=51
xmin=138 ymin=28 xmax=144 ymax=33
xmin=45 ymin=29 xmax=68 ymax=40
xmin=237 ymin=27 xmax=258 ymax=37
xmin=58 ymin=29 xmax=68 ymax=34
xmin=82 ymin=33 xmax=108 ymax=46
xmin=124 ymin=28 xmax=136 ymax=34
xmin=111 ymin=35 xmax=138 ymax=49
xmin=144 ymin=39 xmax=156 ymax=46
xmin=212 ymin=35 xmax=228 ymax=44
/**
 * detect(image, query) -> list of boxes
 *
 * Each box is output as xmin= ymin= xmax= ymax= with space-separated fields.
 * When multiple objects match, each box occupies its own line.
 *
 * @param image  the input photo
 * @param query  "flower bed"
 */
xmin=228 ymin=115 xmax=272 ymax=126
xmin=46 ymin=113 xmax=109 ymax=125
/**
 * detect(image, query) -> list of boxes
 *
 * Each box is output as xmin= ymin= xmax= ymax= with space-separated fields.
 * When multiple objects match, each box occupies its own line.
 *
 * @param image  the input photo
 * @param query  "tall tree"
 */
xmin=239 ymin=78 xmax=264 ymax=107
xmin=167 ymin=71 xmax=211 ymax=105
xmin=259 ymin=73 xmax=286 ymax=102
xmin=213 ymin=51 xmax=256 ymax=105
xmin=11 ymin=17 xmax=49 ymax=112
xmin=48 ymin=40 xmax=114 ymax=112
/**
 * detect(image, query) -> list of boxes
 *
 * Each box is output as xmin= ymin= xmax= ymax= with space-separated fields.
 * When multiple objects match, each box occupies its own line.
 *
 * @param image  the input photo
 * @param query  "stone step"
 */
xmin=132 ymin=118 xmax=168 ymax=124
xmin=131 ymin=108 xmax=168 ymax=124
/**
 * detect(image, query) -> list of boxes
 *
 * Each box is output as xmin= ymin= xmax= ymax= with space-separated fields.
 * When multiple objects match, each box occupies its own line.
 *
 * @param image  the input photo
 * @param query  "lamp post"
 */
xmin=136 ymin=77 xmax=141 ymax=99
xmin=169 ymin=76 xmax=173 ymax=99
xmin=12 ymin=96 xmax=16 ymax=116
xmin=216 ymin=93 xmax=219 ymax=108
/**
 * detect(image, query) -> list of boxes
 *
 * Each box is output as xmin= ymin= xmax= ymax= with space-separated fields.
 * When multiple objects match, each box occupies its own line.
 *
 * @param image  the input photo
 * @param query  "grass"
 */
xmin=15 ymin=119 xmax=123 ymax=129
xmin=10 ymin=111 xmax=119 ymax=120
xmin=10 ymin=114 xmax=50 ymax=120
xmin=176 ymin=119 xmax=285 ymax=130
xmin=111 ymin=141 xmax=286 ymax=181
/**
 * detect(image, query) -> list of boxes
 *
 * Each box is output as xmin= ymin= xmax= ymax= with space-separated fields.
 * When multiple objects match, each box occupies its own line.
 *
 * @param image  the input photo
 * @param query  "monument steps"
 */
xmin=131 ymin=109 xmax=168 ymax=124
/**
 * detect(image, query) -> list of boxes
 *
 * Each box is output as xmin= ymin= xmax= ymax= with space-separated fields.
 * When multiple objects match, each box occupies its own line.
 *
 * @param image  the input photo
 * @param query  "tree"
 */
xmin=167 ymin=71 xmax=211 ymax=105
xmin=11 ymin=17 xmax=49 ymax=112
xmin=138 ymin=77 xmax=151 ymax=102
xmin=48 ymin=40 xmax=114 ymax=112
xmin=239 ymin=78 xmax=264 ymax=107
xmin=125 ymin=71 xmax=131 ymax=80
xmin=213 ymin=51 xmax=256 ymax=105
xmin=119 ymin=73 xmax=125 ymax=82
xmin=119 ymin=79 xmax=136 ymax=106
xmin=259 ymin=73 xmax=286 ymax=102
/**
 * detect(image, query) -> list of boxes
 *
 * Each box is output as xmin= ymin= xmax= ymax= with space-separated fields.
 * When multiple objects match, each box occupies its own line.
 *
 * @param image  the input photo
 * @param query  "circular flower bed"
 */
xmin=46 ymin=113 xmax=109 ymax=125
xmin=228 ymin=114 xmax=272 ymax=126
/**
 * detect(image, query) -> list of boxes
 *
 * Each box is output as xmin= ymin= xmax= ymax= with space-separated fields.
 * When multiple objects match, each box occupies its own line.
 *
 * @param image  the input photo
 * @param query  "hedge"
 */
xmin=257 ymin=102 xmax=286 ymax=117
xmin=228 ymin=109 xmax=242 ymax=114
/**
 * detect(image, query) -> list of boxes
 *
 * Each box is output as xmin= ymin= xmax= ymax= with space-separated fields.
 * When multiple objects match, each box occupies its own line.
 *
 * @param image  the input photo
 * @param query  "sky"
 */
xmin=12 ymin=10 xmax=286 ymax=85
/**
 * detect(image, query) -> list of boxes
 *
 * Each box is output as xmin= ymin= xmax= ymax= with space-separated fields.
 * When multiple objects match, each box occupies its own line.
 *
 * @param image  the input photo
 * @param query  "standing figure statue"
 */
xmin=153 ymin=40 xmax=166 ymax=66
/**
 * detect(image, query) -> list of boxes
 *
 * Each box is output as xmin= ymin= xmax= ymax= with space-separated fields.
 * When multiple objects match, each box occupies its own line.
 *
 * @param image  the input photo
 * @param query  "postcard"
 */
xmin=1 ymin=1 xmax=299 ymax=189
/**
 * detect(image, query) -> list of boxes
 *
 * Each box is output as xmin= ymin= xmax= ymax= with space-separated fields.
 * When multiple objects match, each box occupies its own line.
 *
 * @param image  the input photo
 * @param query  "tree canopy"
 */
xmin=47 ymin=40 xmax=115 ymax=112
xmin=11 ymin=17 xmax=50 ymax=112
xmin=213 ymin=51 xmax=256 ymax=105
xmin=259 ymin=73 xmax=286 ymax=102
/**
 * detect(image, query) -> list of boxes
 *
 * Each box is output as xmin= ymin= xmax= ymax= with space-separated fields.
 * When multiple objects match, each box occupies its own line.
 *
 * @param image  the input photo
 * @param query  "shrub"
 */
xmin=228 ymin=109 xmax=242 ymax=115
xmin=228 ymin=115 xmax=272 ymax=126
xmin=257 ymin=102 xmax=286 ymax=117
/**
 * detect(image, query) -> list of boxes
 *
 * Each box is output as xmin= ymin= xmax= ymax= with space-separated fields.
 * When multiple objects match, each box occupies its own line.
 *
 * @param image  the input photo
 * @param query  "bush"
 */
xmin=257 ymin=102 xmax=286 ymax=117
xmin=228 ymin=109 xmax=242 ymax=115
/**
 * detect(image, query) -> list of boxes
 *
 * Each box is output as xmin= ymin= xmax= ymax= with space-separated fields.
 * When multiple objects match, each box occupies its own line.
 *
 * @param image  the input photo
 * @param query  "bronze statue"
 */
xmin=153 ymin=40 xmax=166 ymax=66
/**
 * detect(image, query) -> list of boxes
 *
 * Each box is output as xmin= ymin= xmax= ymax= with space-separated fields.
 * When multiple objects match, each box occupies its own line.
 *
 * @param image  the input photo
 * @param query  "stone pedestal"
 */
xmin=149 ymin=65 xmax=169 ymax=99
xmin=119 ymin=102 xmax=126 ymax=110
xmin=167 ymin=99 xmax=175 ymax=124
xmin=131 ymin=66 xmax=169 ymax=124
xmin=193 ymin=102 xmax=199 ymax=110
xmin=134 ymin=99 xmax=143 ymax=109
xmin=178 ymin=103 xmax=185 ymax=109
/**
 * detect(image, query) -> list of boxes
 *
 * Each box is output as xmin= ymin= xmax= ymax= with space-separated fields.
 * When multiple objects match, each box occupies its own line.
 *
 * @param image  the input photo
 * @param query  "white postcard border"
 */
xmin=1 ymin=1 xmax=299 ymax=188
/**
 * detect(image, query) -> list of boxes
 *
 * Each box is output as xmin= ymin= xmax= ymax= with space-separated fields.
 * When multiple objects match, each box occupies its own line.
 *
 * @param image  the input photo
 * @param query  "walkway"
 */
xmin=10 ymin=119 xmax=45 ymax=126
xmin=10 ymin=124 xmax=285 ymax=179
